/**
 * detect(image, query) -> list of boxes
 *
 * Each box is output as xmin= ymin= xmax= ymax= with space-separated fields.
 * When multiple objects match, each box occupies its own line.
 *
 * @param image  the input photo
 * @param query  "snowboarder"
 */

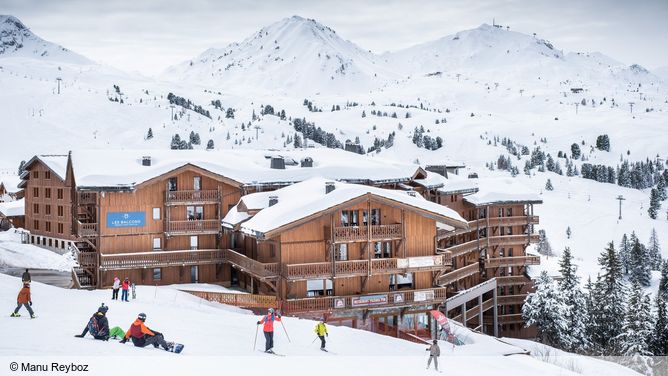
xmin=314 ymin=319 xmax=328 ymax=350
xmin=11 ymin=282 xmax=35 ymax=318
xmin=22 ymin=269 xmax=31 ymax=283
xmin=257 ymin=308 xmax=281 ymax=353
xmin=75 ymin=303 xmax=110 ymax=340
xmin=112 ymin=277 xmax=120 ymax=300
xmin=426 ymin=339 xmax=440 ymax=371
xmin=120 ymin=313 xmax=172 ymax=351
xmin=121 ymin=277 xmax=130 ymax=302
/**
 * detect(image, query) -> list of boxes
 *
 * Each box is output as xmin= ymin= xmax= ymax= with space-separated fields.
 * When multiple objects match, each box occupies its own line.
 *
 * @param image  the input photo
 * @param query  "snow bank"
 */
xmin=0 ymin=231 xmax=75 ymax=271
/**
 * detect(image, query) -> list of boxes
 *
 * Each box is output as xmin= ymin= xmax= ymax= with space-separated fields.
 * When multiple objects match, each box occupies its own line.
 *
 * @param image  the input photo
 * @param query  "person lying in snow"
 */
xmin=120 ymin=313 xmax=173 ymax=351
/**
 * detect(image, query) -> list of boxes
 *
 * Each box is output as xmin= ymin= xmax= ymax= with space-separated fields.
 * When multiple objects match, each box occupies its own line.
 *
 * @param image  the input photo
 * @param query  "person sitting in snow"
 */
xmin=257 ymin=308 xmax=281 ymax=353
xmin=426 ymin=339 xmax=441 ymax=371
xmin=11 ymin=282 xmax=35 ymax=318
xmin=120 ymin=313 xmax=172 ymax=351
xmin=75 ymin=303 xmax=119 ymax=340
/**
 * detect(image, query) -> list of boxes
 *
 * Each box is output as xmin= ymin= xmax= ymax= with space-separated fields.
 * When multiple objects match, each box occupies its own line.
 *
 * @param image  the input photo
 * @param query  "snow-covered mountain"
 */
xmin=164 ymin=16 xmax=396 ymax=94
xmin=0 ymin=15 xmax=92 ymax=64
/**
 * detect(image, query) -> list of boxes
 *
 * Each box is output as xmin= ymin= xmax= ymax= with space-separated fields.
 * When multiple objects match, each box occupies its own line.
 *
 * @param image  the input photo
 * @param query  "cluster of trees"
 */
xmin=496 ymin=155 xmax=519 ymax=176
xmin=302 ymin=99 xmax=323 ymax=112
xmin=366 ymin=132 xmax=395 ymax=153
xmin=579 ymin=158 xmax=666 ymax=190
xmin=412 ymin=126 xmax=443 ymax=150
xmin=596 ymin=134 xmax=611 ymax=152
xmin=292 ymin=117 xmax=343 ymax=149
xmin=169 ymin=134 xmax=193 ymax=150
xmin=524 ymin=233 xmax=666 ymax=374
xmin=167 ymin=93 xmax=211 ymax=119
xmin=260 ymin=104 xmax=286 ymax=119
xmin=649 ymin=176 xmax=667 ymax=219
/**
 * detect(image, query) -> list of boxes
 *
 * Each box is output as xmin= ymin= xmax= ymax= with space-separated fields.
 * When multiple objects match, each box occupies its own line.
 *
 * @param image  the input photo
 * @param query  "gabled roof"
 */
xmin=40 ymin=149 xmax=421 ymax=190
xmin=223 ymin=177 xmax=468 ymax=239
xmin=412 ymin=171 xmax=479 ymax=194
xmin=17 ymin=154 xmax=68 ymax=188
xmin=0 ymin=173 xmax=22 ymax=193
xmin=0 ymin=198 xmax=24 ymax=217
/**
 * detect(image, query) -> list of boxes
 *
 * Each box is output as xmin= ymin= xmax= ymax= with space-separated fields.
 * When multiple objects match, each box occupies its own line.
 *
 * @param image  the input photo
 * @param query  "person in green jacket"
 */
xmin=314 ymin=320 xmax=328 ymax=351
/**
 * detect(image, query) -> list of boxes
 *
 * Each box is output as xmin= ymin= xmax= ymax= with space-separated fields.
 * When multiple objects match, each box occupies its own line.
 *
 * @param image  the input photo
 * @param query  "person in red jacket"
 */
xmin=11 ymin=282 xmax=35 ymax=318
xmin=121 ymin=277 xmax=130 ymax=302
xmin=257 ymin=308 xmax=281 ymax=353
xmin=120 ymin=313 xmax=172 ymax=351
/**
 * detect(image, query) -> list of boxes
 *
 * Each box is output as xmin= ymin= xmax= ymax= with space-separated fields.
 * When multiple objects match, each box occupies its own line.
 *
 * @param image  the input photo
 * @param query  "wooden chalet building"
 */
xmin=222 ymin=178 xmax=468 ymax=339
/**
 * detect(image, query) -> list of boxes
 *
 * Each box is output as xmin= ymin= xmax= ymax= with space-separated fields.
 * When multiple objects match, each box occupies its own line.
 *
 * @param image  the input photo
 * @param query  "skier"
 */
xmin=120 ymin=313 xmax=172 ymax=351
xmin=111 ymin=277 xmax=120 ymax=300
xmin=257 ymin=308 xmax=281 ymax=353
xmin=121 ymin=277 xmax=130 ymax=302
xmin=22 ymin=268 xmax=31 ymax=283
xmin=75 ymin=303 xmax=110 ymax=340
xmin=11 ymin=282 xmax=35 ymax=318
xmin=426 ymin=339 xmax=440 ymax=371
xmin=314 ymin=319 xmax=328 ymax=351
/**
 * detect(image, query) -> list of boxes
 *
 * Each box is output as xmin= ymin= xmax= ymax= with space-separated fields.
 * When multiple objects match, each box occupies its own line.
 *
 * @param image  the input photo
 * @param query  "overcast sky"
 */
xmin=3 ymin=0 xmax=667 ymax=75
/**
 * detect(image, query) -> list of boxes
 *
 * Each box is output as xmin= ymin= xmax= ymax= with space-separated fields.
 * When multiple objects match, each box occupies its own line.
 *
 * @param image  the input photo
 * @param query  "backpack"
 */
xmin=87 ymin=315 xmax=100 ymax=336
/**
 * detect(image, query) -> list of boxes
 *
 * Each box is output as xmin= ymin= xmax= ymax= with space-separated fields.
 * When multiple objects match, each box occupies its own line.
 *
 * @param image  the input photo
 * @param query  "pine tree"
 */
xmin=629 ymin=233 xmax=651 ymax=287
xmin=583 ymin=277 xmax=599 ymax=353
xmin=616 ymin=283 xmax=654 ymax=374
xmin=293 ymin=134 xmax=302 ymax=148
xmin=657 ymin=176 xmax=667 ymax=201
xmin=571 ymin=143 xmax=581 ymax=159
xmin=146 ymin=128 xmax=153 ymax=140
xmin=619 ymin=233 xmax=631 ymax=274
xmin=206 ymin=139 xmax=214 ymax=150
xmin=648 ymin=228 xmax=662 ymax=270
xmin=651 ymin=295 xmax=668 ymax=356
xmin=649 ymin=188 xmax=660 ymax=219
xmin=522 ymin=271 xmax=569 ymax=347
xmin=558 ymin=247 xmax=589 ymax=352
xmin=566 ymin=226 xmax=572 ymax=239
xmin=17 ymin=160 xmax=26 ymax=175
xmin=545 ymin=179 xmax=554 ymax=191
xmin=591 ymin=242 xmax=626 ymax=354
xmin=659 ymin=261 xmax=668 ymax=302
xmin=536 ymin=229 xmax=553 ymax=256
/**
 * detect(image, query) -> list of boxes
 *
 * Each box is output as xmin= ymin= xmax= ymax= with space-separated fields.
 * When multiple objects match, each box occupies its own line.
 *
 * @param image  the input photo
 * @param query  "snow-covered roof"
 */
xmin=413 ymin=171 xmax=479 ymax=194
xmin=0 ymin=173 xmax=22 ymax=193
xmin=0 ymin=198 xmax=24 ymax=217
xmin=223 ymin=177 xmax=467 ymax=238
xmin=464 ymin=177 xmax=542 ymax=205
xmin=33 ymin=149 xmax=421 ymax=190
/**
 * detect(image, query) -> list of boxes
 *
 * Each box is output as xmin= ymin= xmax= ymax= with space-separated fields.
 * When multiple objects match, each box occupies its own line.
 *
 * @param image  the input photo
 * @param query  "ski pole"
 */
xmin=280 ymin=320 xmax=291 ymax=343
xmin=253 ymin=324 xmax=259 ymax=351
xmin=311 ymin=336 xmax=318 ymax=344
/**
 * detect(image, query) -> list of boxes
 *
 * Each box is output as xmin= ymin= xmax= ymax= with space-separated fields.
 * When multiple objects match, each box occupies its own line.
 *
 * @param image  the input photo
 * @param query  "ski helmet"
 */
xmin=98 ymin=303 xmax=108 ymax=314
xmin=268 ymin=308 xmax=274 ymax=314
xmin=138 ymin=313 xmax=147 ymax=321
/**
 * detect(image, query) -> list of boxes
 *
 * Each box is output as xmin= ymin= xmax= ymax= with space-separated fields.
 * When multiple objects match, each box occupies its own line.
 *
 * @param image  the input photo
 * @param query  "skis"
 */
xmin=259 ymin=350 xmax=286 ymax=357
xmin=9 ymin=314 xmax=36 ymax=318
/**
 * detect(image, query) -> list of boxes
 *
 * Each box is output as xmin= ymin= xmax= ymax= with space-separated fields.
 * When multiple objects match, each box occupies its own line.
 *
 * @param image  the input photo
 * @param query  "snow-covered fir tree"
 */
xmin=146 ymin=127 xmax=153 ymax=140
xmin=651 ymin=295 xmax=668 ymax=357
xmin=206 ymin=139 xmax=214 ymax=150
xmin=545 ymin=179 xmax=554 ymax=191
xmin=591 ymin=242 xmax=626 ymax=354
xmin=536 ymin=229 xmax=552 ymax=257
xmin=522 ymin=271 xmax=568 ymax=347
xmin=566 ymin=226 xmax=572 ymax=239
xmin=659 ymin=261 xmax=668 ymax=302
xmin=558 ymin=247 xmax=589 ymax=352
xmin=648 ymin=228 xmax=662 ymax=270
xmin=619 ymin=233 xmax=631 ymax=274
xmin=629 ymin=232 xmax=651 ymax=287
xmin=649 ymin=188 xmax=660 ymax=219
xmin=616 ymin=282 xmax=654 ymax=374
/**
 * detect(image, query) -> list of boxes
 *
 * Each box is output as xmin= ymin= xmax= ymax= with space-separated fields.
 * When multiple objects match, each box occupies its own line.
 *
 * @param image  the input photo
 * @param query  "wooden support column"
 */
xmin=367 ymin=197 xmax=372 ymax=277
xmin=401 ymin=209 xmax=406 ymax=258
xmin=478 ymin=295 xmax=484 ymax=333
xmin=493 ymin=287 xmax=499 ymax=337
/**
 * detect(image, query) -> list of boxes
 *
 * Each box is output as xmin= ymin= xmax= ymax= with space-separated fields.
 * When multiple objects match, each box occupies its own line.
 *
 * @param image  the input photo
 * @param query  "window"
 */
xmin=506 ymin=208 xmax=513 ymax=217
xmin=32 ymin=171 xmax=38 ymax=179
xmin=508 ymin=248 xmax=513 ymax=257
xmin=48 ymin=238 xmax=52 ymax=247
xmin=167 ymin=177 xmax=177 ymax=191
xmin=374 ymin=242 xmax=392 ymax=258
xmin=33 ymin=203 xmax=39 ymax=214
xmin=190 ymin=266 xmax=198 ymax=283
xmin=390 ymin=273 xmax=413 ymax=290
xmin=335 ymin=244 xmax=348 ymax=261
xmin=186 ymin=206 xmax=203 ymax=220
xmin=371 ymin=209 xmax=381 ymax=225
xmin=57 ymin=223 xmax=64 ymax=234
xmin=152 ymin=207 xmax=161 ymax=220
xmin=153 ymin=268 xmax=162 ymax=281
xmin=45 ymin=188 xmax=51 ymax=198
xmin=498 ymin=208 xmax=504 ymax=217
xmin=478 ymin=208 xmax=487 ymax=219
xmin=306 ymin=279 xmax=333 ymax=297
xmin=190 ymin=236 xmax=198 ymax=250
xmin=57 ymin=189 xmax=63 ymax=200
xmin=57 ymin=205 xmax=64 ymax=217
xmin=45 ymin=171 xmax=51 ymax=179
xmin=45 ymin=222 xmax=51 ymax=232
xmin=153 ymin=238 xmax=161 ymax=250
xmin=505 ymin=226 xmax=513 ymax=235
xmin=193 ymin=176 xmax=201 ymax=191
xmin=33 ymin=220 xmax=39 ymax=230
xmin=45 ymin=205 xmax=51 ymax=216
xmin=340 ymin=211 xmax=349 ymax=226
xmin=33 ymin=187 xmax=39 ymax=197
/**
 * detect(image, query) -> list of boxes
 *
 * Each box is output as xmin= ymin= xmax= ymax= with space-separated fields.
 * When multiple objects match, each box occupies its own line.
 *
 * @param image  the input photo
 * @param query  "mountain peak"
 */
xmin=0 ymin=15 xmax=27 ymax=31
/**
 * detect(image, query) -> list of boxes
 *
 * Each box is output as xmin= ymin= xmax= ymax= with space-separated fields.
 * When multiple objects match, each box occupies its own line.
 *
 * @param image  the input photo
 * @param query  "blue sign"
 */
xmin=107 ymin=212 xmax=145 ymax=228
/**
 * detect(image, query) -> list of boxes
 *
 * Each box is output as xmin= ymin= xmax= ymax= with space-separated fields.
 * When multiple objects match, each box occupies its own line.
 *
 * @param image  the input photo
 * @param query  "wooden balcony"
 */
xmin=437 ymin=263 xmax=480 ymax=286
xmin=282 ymin=254 xmax=450 ymax=281
xmin=451 ymin=297 xmax=495 ymax=322
xmin=78 ymin=251 xmax=98 ymax=267
xmin=330 ymin=224 xmax=402 ymax=243
xmin=282 ymin=287 xmax=448 ymax=314
xmin=485 ymin=255 xmax=541 ymax=268
xmin=222 ymin=249 xmax=279 ymax=280
xmin=165 ymin=190 xmax=220 ymax=205
xmin=495 ymin=275 xmax=531 ymax=287
xmin=498 ymin=313 xmax=525 ymax=324
xmin=78 ymin=192 xmax=97 ymax=205
xmin=77 ymin=221 xmax=98 ymax=237
xmin=443 ymin=240 xmax=479 ymax=258
xmin=99 ymin=249 xmax=226 ymax=270
xmin=182 ymin=290 xmax=277 ymax=309
xmin=488 ymin=234 xmax=540 ymax=247
xmin=497 ymin=294 xmax=528 ymax=306
xmin=166 ymin=220 xmax=220 ymax=235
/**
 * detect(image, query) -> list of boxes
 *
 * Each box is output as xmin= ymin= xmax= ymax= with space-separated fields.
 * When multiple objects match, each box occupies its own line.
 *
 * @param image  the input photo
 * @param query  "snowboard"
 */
xmin=168 ymin=342 xmax=184 ymax=354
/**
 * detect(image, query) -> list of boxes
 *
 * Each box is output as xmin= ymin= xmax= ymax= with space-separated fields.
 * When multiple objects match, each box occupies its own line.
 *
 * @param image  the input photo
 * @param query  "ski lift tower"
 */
xmin=616 ymin=195 xmax=625 ymax=220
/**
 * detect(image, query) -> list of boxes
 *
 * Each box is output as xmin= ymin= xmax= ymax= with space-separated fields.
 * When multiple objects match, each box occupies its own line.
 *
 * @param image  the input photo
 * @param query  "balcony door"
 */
xmin=193 ymin=176 xmax=202 ymax=191
xmin=190 ymin=236 xmax=198 ymax=250
xmin=374 ymin=242 xmax=392 ymax=258
xmin=191 ymin=265 xmax=198 ymax=283
xmin=187 ymin=206 xmax=203 ymax=220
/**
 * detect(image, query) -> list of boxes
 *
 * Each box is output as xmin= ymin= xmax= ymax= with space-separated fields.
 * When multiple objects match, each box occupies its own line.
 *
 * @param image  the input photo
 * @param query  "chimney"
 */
xmin=270 ymin=157 xmax=285 ymax=169
xmin=268 ymin=196 xmax=279 ymax=207
xmin=300 ymin=157 xmax=313 ymax=167
xmin=325 ymin=182 xmax=335 ymax=194
xmin=142 ymin=156 xmax=152 ymax=166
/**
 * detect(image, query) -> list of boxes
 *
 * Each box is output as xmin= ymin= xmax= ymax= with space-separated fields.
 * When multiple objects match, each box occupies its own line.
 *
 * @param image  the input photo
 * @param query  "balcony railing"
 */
xmin=495 ymin=275 xmax=531 ymax=287
xmin=78 ymin=251 xmax=98 ymax=267
xmin=497 ymin=313 xmax=525 ymax=324
xmin=282 ymin=254 xmax=450 ymax=281
xmin=182 ymin=290 xmax=277 ymax=309
xmin=282 ymin=287 xmax=448 ymax=314
xmin=222 ymin=249 xmax=280 ymax=280
xmin=78 ymin=221 xmax=98 ymax=237
xmin=166 ymin=190 xmax=220 ymax=205
xmin=497 ymin=294 xmax=528 ymax=306
xmin=331 ymin=224 xmax=402 ymax=242
xmin=78 ymin=192 xmax=97 ymax=205
xmin=437 ymin=263 xmax=480 ymax=286
xmin=442 ymin=234 xmax=540 ymax=258
xmin=484 ymin=255 xmax=541 ymax=268
xmin=99 ymin=249 xmax=226 ymax=270
xmin=166 ymin=220 xmax=220 ymax=235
